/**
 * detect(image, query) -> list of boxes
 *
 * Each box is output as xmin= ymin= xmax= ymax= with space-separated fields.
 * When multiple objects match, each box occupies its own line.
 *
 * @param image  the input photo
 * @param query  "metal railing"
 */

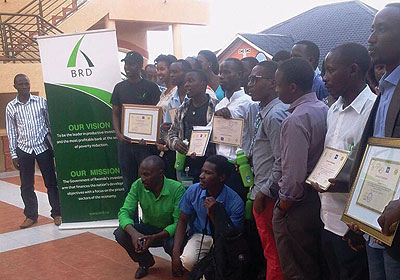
xmin=0 ymin=0 xmax=87 ymax=62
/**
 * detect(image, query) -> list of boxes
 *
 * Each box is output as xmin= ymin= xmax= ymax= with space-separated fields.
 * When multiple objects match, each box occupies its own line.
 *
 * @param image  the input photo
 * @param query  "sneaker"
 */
xmin=54 ymin=216 xmax=62 ymax=226
xmin=135 ymin=258 xmax=155 ymax=279
xmin=20 ymin=218 xmax=37 ymax=229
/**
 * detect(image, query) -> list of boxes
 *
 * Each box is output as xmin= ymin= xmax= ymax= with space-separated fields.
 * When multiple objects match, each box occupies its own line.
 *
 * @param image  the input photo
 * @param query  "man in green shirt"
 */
xmin=114 ymin=155 xmax=186 ymax=279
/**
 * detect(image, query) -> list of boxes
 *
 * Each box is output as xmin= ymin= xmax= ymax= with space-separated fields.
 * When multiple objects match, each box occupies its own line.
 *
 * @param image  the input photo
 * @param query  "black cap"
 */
xmin=121 ymin=51 xmax=143 ymax=66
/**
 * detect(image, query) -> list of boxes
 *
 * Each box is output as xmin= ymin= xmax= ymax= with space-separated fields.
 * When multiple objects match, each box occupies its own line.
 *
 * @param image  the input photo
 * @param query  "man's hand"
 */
xmin=346 ymin=222 xmax=363 ymax=235
xmin=254 ymin=192 xmax=267 ymax=214
xmin=138 ymin=139 xmax=147 ymax=146
xmin=310 ymin=178 xmax=348 ymax=193
xmin=378 ymin=199 xmax=400 ymax=236
xmin=214 ymin=108 xmax=231 ymax=119
xmin=12 ymin=158 xmax=19 ymax=170
xmin=203 ymin=196 xmax=217 ymax=218
xmin=171 ymin=253 xmax=184 ymax=277
xmin=175 ymin=140 xmax=189 ymax=155
xmin=139 ymin=235 xmax=156 ymax=251
xmin=129 ymin=231 xmax=145 ymax=253
xmin=189 ymin=152 xmax=197 ymax=159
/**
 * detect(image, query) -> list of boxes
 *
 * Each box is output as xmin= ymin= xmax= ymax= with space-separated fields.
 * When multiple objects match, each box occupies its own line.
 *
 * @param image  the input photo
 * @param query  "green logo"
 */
xmin=67 ymin=35 xmax=94 ymax=68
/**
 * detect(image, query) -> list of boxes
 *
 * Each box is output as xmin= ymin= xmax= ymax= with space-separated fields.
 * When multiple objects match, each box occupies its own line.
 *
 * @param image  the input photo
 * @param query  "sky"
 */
xmin=147 ymin=0 xmax=391 ymax=62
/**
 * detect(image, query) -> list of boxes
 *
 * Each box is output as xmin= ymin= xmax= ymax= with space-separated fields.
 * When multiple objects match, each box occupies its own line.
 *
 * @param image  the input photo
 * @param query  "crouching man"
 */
xmin=114 ymin=156 xmax=186 ymax=279
xmin=171 ymin=155 xmax=245 ymax=276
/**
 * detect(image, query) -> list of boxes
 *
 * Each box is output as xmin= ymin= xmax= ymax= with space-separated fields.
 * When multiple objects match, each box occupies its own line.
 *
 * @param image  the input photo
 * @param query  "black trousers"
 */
xmin=17 ymin=148 xmax=61 ymax=220
xmin=114 ymin=223 xmax=174 ymax=267
xmin=322 ymin=229 xmax=369 ymax=280
xmin=117 ymin=142 xmax=157 ymax=195
xmin=273 ymin=189 xmax=326 ymax=280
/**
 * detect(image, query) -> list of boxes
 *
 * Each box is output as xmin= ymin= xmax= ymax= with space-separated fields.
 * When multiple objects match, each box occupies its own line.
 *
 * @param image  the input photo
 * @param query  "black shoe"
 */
xmin=135 ymin=259 xmax=155 ymax=279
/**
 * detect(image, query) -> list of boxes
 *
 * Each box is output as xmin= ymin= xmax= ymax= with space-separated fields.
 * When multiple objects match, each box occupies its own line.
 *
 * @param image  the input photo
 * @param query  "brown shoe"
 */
xmin=20 ymin=218 xmax=37 ymax=229
xmin=54 ymin=216 xmax=62 ymax=226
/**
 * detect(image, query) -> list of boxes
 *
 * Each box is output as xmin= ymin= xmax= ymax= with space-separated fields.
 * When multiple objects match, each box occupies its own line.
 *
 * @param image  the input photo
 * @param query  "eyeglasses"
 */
xmin=248 ymin=75 xmax=271 ymax=84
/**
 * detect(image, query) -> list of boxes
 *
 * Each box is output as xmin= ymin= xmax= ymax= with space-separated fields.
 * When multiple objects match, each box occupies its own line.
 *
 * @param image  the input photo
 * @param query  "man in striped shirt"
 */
xmin=6 ymin=74 xmax=61 ymax=229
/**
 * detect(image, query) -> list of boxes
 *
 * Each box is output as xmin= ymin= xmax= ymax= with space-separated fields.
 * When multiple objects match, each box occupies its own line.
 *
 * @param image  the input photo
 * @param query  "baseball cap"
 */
xmin=121 ymin=51 xmax=143 ymax=65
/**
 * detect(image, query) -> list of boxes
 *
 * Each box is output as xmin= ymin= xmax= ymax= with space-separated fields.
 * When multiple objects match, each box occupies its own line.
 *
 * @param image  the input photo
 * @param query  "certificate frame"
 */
xmin=187 ymin=127 xmax=212 ymax=157
xmin=121 ymin=104 xmax=162 ymax=144
xmin=306 ymin=146 xmax=350 ymax=190
xmin=342 ymin=137 xmax=400 ymax=245
xmin=211 ymin=116 xmax=244 ymax=147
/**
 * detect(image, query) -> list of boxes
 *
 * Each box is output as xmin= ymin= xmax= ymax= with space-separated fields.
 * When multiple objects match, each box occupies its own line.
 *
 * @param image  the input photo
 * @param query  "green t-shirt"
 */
xmin=118 ymin=177 xmax=185 ymax=237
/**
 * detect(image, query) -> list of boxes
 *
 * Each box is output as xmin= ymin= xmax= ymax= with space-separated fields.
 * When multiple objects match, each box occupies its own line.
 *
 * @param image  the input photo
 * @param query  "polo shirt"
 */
xmin=118 ymin=177 xmax=185 ymax=237
xmin=179 ymin=183 xmax=244 ymax=235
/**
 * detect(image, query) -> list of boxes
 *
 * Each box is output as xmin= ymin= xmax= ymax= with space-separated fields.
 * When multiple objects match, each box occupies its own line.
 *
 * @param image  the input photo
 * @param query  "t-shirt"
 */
xmin=110 ymin=79 xmax=161 ymax=108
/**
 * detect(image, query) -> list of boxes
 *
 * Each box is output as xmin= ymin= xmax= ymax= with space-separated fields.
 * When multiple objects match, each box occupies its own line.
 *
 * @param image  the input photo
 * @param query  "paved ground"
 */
xmin=0 ymin=170 xmax=180 ymax=280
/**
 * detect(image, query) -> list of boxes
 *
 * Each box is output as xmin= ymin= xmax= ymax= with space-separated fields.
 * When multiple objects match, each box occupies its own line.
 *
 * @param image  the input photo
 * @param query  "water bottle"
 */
xmin=236 ymin=148 xmax=254 ymax=187
xmin=245 ymin=192 xmax=254 ymax=220
xmin=174 ymin=139 xmax=189 ymax=171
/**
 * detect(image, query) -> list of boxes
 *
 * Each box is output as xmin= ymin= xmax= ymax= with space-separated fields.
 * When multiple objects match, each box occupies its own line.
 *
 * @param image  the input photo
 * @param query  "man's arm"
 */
xmin=378 ymin=199 xmax=400 ymax=236
xmin=5 ymin=106 xmax=19 ymax=169
xmin=112 ymin=105 xmax=129 ymax=143
xmin=172 ymin=212 xmax=190 ymax=277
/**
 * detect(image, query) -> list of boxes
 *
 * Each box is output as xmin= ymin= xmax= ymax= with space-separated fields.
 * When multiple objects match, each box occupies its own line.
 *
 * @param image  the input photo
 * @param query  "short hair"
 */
xmin=278 ymin=58 xmax=314 ymax=92
xmin=198 ymin=50 xmax=219 ymax=75
xmin=205 ymin=155 xmax=232 ymax=179
xmin=186 ymin=57 xmax=203 ymax=70
xmin=223 ymin=58 xmax=244 ymax=73
xmin=330 ymin=42 xmax=371 ymax=77
xmin=257 ymin=61 xmax=278 ymax=78
xmin=154 ymin=54 xmax=177 ymax=68
xmin=141 ymin=155 xmax=165 ymax=172
xmin=173 ymin=59 xmax=192 ymax=73
xmin=295 ymin=40 xmax=320 ymax=64
xmin=187 ymin=69 xmax=208 ymax=84
xmin=272 ymin=50 xmax=291 ymax=63
xmin=14 ymin=73 xmax=28 ymax=84
xmin=241 ymin=57 xmax=259 ymax=67
xmin=144 ymin=64 xmax=156 ymax=71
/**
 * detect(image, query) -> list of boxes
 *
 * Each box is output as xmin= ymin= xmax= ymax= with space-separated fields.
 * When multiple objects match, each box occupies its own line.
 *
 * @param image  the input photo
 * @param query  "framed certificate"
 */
xmin=342 ymin=137 xmax=400 ymax=245
xmin=187 ymin=127 xmax=212 ymax=157
xmin=121 ymin=104 xmax=162 ymax=144
xmin=306 ymin=146 xmax=350 ymax=190
xmin=211 ymin=116 xmax=244 ymax=147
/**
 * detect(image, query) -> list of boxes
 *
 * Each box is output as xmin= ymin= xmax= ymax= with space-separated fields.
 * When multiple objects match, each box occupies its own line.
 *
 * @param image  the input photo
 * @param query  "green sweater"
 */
xmin=118 ymin=177 xmax=185 ymax=237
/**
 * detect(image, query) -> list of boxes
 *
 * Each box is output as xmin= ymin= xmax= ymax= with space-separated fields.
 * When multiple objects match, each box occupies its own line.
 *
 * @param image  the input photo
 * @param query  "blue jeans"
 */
xmin=366 ymin=244 xmax=400 ymax=280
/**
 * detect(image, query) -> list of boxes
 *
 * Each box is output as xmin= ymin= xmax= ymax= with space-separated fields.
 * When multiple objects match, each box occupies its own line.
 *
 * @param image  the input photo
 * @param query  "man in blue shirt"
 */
xmin=171 ymin=155 xmax=244 ymax=276
xmin=291 ymin=40 xmax=329 ymax=102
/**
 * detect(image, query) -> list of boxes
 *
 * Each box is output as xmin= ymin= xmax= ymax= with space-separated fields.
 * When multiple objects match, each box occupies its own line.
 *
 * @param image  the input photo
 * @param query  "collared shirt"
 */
xmin=118 ymin=177 xmax=185 ymax=237
xmin=6 ymin=94 xmax=51 ymax=158
xmin=320 ymin=86 xmax=376 ymax=237
xmin=374 ymin=65 xmax=400 ymax=137
xmin=163 ymin=88 xmax=189 ymax=123
xmin=214 ymin=88 xmax=255 ymax=161
xmin=168 ymin=94 xmax=219 ymax=150
xmin=179 ymin=183 xmax=244 ymax=235
xmin=313 ymin=68 xmax=329 ymax=101
xmin=157 ymin=86 xmax=177 ymax=116
xmin=250 ymin=98 xmax=289 ymax=200
xmin=278 ymin=92 xmax=328 ymax=201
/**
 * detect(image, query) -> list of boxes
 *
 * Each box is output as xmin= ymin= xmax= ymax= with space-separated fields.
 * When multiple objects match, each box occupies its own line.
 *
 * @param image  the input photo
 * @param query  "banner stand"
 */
xmin=59 ymin=219 xmax=119 ymax=230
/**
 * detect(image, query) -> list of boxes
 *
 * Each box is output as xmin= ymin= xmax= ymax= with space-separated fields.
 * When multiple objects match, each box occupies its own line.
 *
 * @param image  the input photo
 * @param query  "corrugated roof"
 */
xmin=239 ymin=33 xmax=294 ymax=56
xmin=260 ymin=1 xmax=377 ymax=65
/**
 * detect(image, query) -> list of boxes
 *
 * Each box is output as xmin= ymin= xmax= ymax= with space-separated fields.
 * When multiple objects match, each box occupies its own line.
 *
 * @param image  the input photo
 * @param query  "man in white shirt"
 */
xmin=311 ymin=43 xmax=375 ymax=279
xmin=214 ymin=58 xmax=255 ymax=200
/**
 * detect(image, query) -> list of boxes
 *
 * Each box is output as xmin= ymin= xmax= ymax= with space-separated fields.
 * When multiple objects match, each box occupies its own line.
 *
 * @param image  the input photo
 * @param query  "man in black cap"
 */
xmin=111 ymin=51 xmax=161 ymax=194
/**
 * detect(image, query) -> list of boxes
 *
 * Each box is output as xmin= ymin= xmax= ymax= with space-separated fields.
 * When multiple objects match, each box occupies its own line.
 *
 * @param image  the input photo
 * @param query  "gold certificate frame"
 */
xmin=211 ymin=116 xmax=244 ymax=147
xmin=342 ymin=137 xmax=400 ymax=246
xmin=306 ymin=146 xmax=350 ymax=190
xmin=121 ymin=104 xmax=162 ymax=144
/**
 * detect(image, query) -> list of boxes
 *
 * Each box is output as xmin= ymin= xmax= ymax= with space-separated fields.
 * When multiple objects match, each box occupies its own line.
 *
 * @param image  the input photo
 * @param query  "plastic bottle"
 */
xmin=245 ymin=192 xmax=254 ymax=220
xmin=174 ymin=139 xmax=189 ymax=171
xmin=236 ymin=148 xmax=254 ymax=187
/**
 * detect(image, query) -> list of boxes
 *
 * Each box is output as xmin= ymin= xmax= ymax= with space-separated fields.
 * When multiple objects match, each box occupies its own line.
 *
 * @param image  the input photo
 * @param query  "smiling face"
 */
xmin=322 ymin=51 xmax=350 ymax=99
xmin=368 ymin=7 xmax=400 ymax=70
xmin=157 ymin=61 xmax=169 ymax=83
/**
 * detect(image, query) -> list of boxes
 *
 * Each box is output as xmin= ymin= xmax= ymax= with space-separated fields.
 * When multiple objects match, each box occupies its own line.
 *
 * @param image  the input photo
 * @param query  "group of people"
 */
xmin=5 ymin=3 xmax=400 ymax=280
xmin=111 ymin=3 xmax=400 ymax=280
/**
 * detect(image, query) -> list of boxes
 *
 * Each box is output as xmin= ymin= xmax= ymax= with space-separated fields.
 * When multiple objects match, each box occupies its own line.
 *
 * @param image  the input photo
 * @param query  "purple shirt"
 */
xmin=278 ymin=92 xmax=328 ymax=201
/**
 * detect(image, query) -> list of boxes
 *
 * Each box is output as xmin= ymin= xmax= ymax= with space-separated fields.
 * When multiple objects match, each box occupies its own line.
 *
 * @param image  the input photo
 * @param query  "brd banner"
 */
xmin=38 ymin=29 xmax=124 ymax=227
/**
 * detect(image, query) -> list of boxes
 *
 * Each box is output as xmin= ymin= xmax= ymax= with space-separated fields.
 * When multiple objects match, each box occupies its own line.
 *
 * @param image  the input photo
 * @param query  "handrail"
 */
xmin=0 ymin=14 xmax=63 ymax=33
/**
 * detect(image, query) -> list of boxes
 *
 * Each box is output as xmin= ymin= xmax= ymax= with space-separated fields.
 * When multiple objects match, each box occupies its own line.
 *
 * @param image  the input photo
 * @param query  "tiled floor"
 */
xmin=0 ymin=171 xmax=178 ymax=280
